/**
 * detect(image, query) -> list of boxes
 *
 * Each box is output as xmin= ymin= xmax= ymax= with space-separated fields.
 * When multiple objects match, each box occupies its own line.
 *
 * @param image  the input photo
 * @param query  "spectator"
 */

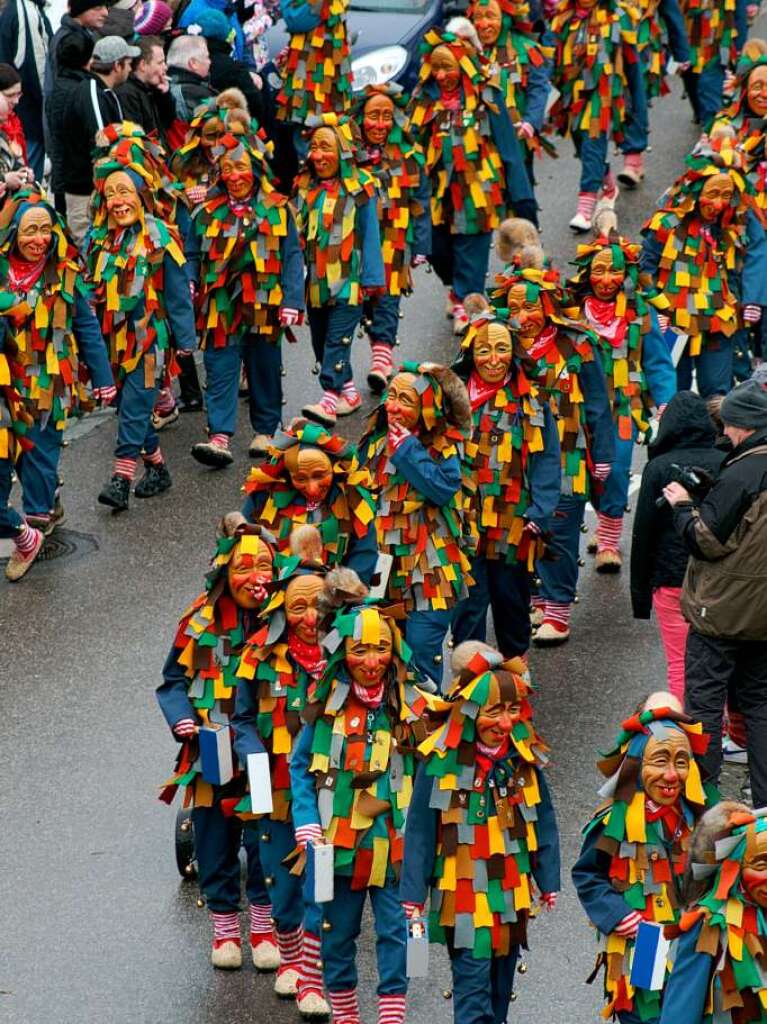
xmin=0 ymin=66 xmax=29 ymax=167
xmin=60 ymin=34 xmax=137 ymax=245
xmin=116 ymin=35 xmax=175 ymax=139
xmin=95 ymin=0 xmax=140 ymax=41
xmin=663 ymin=378 xmax=767 ymax=806
xmin=166 ymin=33 xmax=214 ymax=121
xmin=630 ymin=391 xmax=725 ymax=703
xmin=47 ymin=32 xmax=94 ymax=203
xmin=178 ymin=0 xmax=250 ymax=65
xmin=0 ymin=91 xmax=33 ymax=191
xmin=0 ymin=0 xmax=52 ymax=182
xmin=134 ymin=1 xmax=173 ymax=36
xmin=189 ymin=9 xmax=264 ymax=123
xmin=45 ymin=0 xmax=108 ymax=99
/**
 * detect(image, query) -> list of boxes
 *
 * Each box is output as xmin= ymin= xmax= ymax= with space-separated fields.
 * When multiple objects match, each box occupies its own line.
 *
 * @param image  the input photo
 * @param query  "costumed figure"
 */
xmin=242 ymin=420 xmax=378 ymax=584
xmin=659 ymin=802 xmax=767 ymax=1024
xmin=640 ymin=138 xmax=767 ymax=399
xmin=400 ymin=641 xmax=561 ymax=1024
xmin=156 ymin=513 xmax=278 ymax=972
xmin=568 ymin=208 xmax=677 ymax=573
xmin=681 ymin=0 xmax=747 ymax=127
xmin=468 ymin=0 xmax=554 ymax=176
xmin=451 ymin=310 xmax=562 ymax=659
xmin=491 ymin=228 xmax=615 ymax=645
xmin=549 ymin=0 xmax=640 ymax=232
xmin=186 ymin=107 xmax=305 ymax=467
xmin=405 ymin=27 xmax=537 ymax=334
xmin=289 ymin=599 xmax=437 ymax=1024
xmin=354 ymin=84 xmax=432 ymax=394
xmin=234 ymin=539 xmax=367 ymax=1017
xmin=88 ymin=128 xmax=197 ymax=512
xmin=294 ymin=113 xmax=385 ymax=427
xmin=572 ymin=697 xmax=710 ymax=1024
xmin=358 ymin=361 xmax=473 ymax=689
xmin=0 ymin=187 xmax=114 ymax=581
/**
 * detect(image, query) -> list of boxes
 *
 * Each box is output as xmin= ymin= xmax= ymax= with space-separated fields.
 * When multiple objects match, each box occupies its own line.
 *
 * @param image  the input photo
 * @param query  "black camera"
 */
xmin=655 ymin=463 xmax=715 ymax=509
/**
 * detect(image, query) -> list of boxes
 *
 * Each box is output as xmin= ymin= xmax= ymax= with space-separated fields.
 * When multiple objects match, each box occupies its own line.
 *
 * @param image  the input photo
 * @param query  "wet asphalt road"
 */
xmin=0 ymin=69 xmax=751 ymax=1024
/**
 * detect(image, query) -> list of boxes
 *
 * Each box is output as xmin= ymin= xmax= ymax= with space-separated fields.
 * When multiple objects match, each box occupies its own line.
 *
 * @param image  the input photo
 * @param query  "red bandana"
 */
xmin=8 ymin=251 xmax=47 ymax=294
xmin=584 ymin=295 xmax=627 ymax=347
xmin=288 ymin=632 xmax=326 ymax=679
xmin=468 ymin=369 xmax=509 ymax=410
xmin=351 ymin=679 xmax=385 ymax=707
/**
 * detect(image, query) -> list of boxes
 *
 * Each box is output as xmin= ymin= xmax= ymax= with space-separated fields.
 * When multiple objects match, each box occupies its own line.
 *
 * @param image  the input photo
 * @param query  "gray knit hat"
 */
xmin=720 ymin=378 xmax=767 ymax=428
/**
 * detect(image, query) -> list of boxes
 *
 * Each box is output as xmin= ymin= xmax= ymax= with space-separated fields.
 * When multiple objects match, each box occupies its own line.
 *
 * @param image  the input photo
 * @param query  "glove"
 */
xmin=516 ymin=121 xmax=535 ymax=139
xmin=592 ymin=462 xmax=612 ymax=481
xmin=402 ymin=902 xmax=425 ymax=920
xmin=539 ymin=892 xmax=558 ymax=911
xmin=294 ymin=823 xmax=324 ymax=849
xmin=173 ymin=718 xmax=198 ymax=739
xmin=523 ymin=519 xmax=542 ymax=536
xmin=657 ymin=313 xmax=671 ymax=331
xmin=93 ymin=384 xmax=117 ymax=405
xmin=411 ymin=254 xmax=428 ymax=268
xmin=614 ymin=911 xmax=642 ymax=938
xmin=279 ymin=306 xmax=302 ymax=327
xmin=743 ymin=303 xmax=762 ymax=324
xmin=387 ymin=421 xmax=412 ymax=451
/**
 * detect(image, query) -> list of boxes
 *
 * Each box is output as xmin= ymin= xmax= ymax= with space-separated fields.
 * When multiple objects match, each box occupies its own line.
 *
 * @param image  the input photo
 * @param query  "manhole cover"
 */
xmin=0 ymin=528 xmax=99 ymax=569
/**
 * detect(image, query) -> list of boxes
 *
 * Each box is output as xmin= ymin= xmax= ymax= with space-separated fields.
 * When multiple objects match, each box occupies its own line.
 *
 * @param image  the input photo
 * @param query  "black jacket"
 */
xmin=0 ymin=0 xmax=52 ymax=140
xmin=47 ymin=66 xmax=89 ymax=193
xmin=116 ymin=75 xmax=176 ymax=140
xmin=630 ymin=391 xmax=725 ymax=619
xmin=59 ymin=71 xmax=123 ymax=194
xmin=207 ymin=37 xmax=265 ymax=124
xmin=44 ymin=15 xmax=94 ymax=102
xmin=167 ymin=66 xmax=214 ymax=122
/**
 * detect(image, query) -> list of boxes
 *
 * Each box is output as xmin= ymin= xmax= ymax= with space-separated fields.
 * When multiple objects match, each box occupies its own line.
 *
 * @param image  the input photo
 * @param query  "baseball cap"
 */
xmin=92 ymin=35 xmax=141 ymax=63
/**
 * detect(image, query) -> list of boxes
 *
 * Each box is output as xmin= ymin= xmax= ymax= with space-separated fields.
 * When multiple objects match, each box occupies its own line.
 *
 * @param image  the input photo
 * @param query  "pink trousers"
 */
xmin=652 ymin=587 xmax=689 ymax=704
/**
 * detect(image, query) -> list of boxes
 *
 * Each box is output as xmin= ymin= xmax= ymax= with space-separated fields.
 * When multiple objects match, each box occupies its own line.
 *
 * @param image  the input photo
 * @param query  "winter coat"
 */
xmin=94 ymin=5 xmax=136 ymax=40
xmin=44 ymin=16 xmax=95 ymax=102
xmin=47 ymin=66 xmax=90 ymax=193
xmin=116 ymin=75 xmax=176 ymax=140
xmin=60 ymin=72 xmax=124 ymax=194
xmin=167 ymin=66 xmax=215 ymax=122
xmin=675 ymin=426 xmax=767 ymax=640
xmin=630 ymin=391 xmax=725 ymax=619
xmin=0 ymin=0 xmax=52 ymax=141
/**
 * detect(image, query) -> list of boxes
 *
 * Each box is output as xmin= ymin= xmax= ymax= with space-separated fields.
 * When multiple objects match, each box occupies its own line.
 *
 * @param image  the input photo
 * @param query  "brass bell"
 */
xmin=311 ymin=362 xmax=321 ymax=375
xmin=518 ymin=961 xmax=528 ymax=974
xmin=180 ymin=820 xmax=191 ymax=833
xmin=334 ymin=361 xmax=344 ymax=372
xmin=580 ymin=523 xmax=589 ymax=533
xmin=447 ymin=638 xmax=454 ymax=649
xmin=394 ymin=337 xmax=400 ymax=346
xmin=433 ymin=654 xmax=442 ymax=664
xmin=510 ymin=992 xmax=518 ymax=1002
xmin=260 ymin=833 xmax=270 ymax=842
xmin=316 ymin=960 xmax=324 ymax=969
xmin=281 ymin=367 xmax=287 ymax=377
xmin=196 ymin=897 xmax=205 ymax=908
xmin=573 ymin=595 xmax=579 ymax=604
xmin=398 ymin=311 xmax=404 ymax=319
xmin=282 ymin=398 xmax=287 ymax=405
xmin=322 ymin=921 xmax=332 ymax=932
xmin=442 ymin=990 xmax=453 ymax=1000
xmin=184 ymin=863 xmax=195 ymax=876
xmin=625 ymin=505 xmax=631 ymax=514
xmin=578 ymin=557 xmax=585 ymax=567
xmin=265 ymin=876 xmax=275 ymax=886
xmin=534 ymin=577 xmax=542 ymax=587
xmin=341 ymin=336 xmax=352 ymax=347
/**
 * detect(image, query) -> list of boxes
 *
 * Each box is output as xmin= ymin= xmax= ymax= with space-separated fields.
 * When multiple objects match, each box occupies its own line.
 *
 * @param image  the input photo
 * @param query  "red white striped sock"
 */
xmin=211 ymin=911 xmax=241 ymax=947
xmin=341 ymin=380 xmax=359 ymax=401
xmin=298 ymin=931 xmax=324 ymax=997
xmin=144 ymin=448 xmax=164 ymax=466
xmin=531 ymin=596 xmax=545 ymax=611
xmin=370 ymin=342 xmax=393 ymax=374
xmin=602 ymin=170 xmax=618 ymax=201
xmin=208 ymin=433 xmax=229 ymax=449
xmin=276 ymin=926 xmax=302 ymax=968
xmin=249 ymin=903 xmax=273 ymax=939
xmin=328 ymin=990 xmax=360 ymax=1024
xmin=544 ymin=601 xmax=571 ymax=628
xmin=154 ymin=387 xmax=176 ymax=414
xmin=378 ymin=994 xmax=406 ymax=1024
xmin=576 ymin=191 xmax=598 ymax=220
xmin=320 ymin=391 xmax=339 ymax=414
xmin=113 ymin=457 xmax=137 ymax=480
xmin=596 ymin=512 xmax=623 ymax=553
xmin=15 ymin=522 xmax=41 ymax=555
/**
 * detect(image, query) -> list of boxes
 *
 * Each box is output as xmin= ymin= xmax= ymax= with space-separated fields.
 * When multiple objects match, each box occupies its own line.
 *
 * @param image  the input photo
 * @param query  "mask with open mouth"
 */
xmin=104 ymin=170 xmax=142 ymax=228
xmin=15 ymin=206 xmax=53 ymax=262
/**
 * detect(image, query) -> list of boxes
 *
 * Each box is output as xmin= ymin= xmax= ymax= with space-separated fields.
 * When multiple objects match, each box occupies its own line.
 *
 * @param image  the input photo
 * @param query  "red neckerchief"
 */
xmin=468 ymin=369 xmax=511 ymax=409
xmin=475 ymin=736 xmax=511 ymax=780
xmin=439 ymin=89 xmax=461 ymax=111
xmin=526 ymin=322 xmax=557 ymax=361
xmin=584 ymin=295 xmax=628 ymax=347
xmin=351 ymin=679 xmax=385 ymax=708
xmin=8 ymin=251 xmax=47 ymax=293
xmin=645 ymin=798 xmax=682 ymax=834
xmin=287 ymin=632 xmax=326 ymax=679
xmin=228 ymin=193 xmax=254 ymax=217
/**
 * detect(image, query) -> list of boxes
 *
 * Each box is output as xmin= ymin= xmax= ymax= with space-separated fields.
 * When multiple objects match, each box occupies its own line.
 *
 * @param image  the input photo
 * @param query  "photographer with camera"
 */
xmin=631 ymin=392 xmax=725 ymax=702
xmin=663 ymin=378 xmax=767 ymax=806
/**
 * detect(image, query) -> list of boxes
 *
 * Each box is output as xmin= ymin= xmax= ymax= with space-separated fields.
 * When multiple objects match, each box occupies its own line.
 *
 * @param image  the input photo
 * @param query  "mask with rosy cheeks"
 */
xmin=747 ymin=65 xmax=767 ymax=118
xmin=363 ymin=94 xmax=395 ymax=147
xmin=640 ymin=731 xmax=692 ymax=806
xmin=15 ymin=207 xmax=53 ymax=262
xmin=385 ymin=372 xmax=422 ymax=431
xmin=742 ymin=829 xmax=767 ymax=907
xmin=698 ymin=173 xmax=734 ymax=222
xmin=226 ymin=538 xmax=274 ymax=609
xmin=221 ymin=150 xmax=254 ymax=200
xmin=472 ymin=0 xmax=502 ymax=47
xmin=285 ymin=447 xmax=334 ymax=504
xmin=477 ymin=698 xmax=522 ymax=747
xmin=589 ymin=249 xmax=626 ymax=300
xmin=506 ymin=283 xmax=546 ymax=339
xmin=473 ymin=323 xmax=513 ymax=383
xmin=285 ymin=574 xmax=324 ymax=644
xmin=309 ymin=127 xmax=340 ymax=180
xmin=431 ymin=45 xmax=461 ymax=93
xmin=104 ymin=171 xmax=142 ymax=228
xmin=344 ymin=619 xmax=393 ymax=688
